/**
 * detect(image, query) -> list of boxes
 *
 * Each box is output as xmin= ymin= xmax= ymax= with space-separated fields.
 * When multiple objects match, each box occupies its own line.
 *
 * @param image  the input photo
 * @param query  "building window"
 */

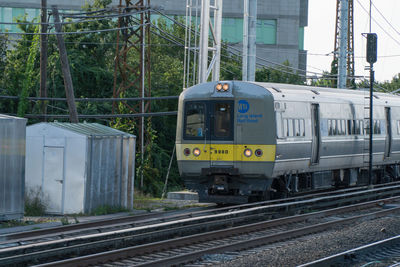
xmin=221 ymin=18 xmax=277 ymax=45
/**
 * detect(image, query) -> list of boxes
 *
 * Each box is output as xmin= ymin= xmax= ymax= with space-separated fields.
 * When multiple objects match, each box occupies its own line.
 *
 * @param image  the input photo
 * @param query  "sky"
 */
xmin=305 ymin=0 xmax=400 ymax=83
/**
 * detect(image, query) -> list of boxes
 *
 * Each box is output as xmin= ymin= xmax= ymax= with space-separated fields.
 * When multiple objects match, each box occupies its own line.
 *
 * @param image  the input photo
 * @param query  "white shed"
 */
xmin=25 ymin=123 xmax=136 ymax=214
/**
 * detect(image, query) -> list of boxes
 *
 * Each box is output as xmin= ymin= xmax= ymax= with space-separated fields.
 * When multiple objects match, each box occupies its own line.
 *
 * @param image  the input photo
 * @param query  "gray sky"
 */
xmin=305 ymin=0 xmax=400 ymax=83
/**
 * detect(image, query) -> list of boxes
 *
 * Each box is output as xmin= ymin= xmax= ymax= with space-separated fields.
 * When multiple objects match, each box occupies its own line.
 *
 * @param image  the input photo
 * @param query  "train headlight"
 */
xmin=184 ymin=148 xmax=191 ymax=156
xmin=193 ymin=148 xmax=201 ymax=157
xmin=216 ymin=83 xmax=223 ymax=91
xmin=222 ymin=83 xmax=229 ymax=91
xmin=244 ymin=148 xmax=252 ymax=157
xmin=255 ymin=149 xmax=263 ymax=157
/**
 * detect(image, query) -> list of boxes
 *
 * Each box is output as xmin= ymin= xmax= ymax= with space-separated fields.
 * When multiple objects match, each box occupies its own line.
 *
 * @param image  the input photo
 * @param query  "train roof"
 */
xmin=251 ymin=82 xmax=400 ymax=106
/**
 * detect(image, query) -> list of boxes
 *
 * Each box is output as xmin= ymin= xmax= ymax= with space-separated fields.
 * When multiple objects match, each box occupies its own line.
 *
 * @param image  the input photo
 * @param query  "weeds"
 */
xmin=24 ymin=187 xmax=47 ymax=216
xmin=90 ymin=205 xmax=129 ymax=216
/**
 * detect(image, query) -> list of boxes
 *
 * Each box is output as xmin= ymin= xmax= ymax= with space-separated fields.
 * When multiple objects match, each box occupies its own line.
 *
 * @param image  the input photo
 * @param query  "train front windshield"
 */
xmin=183 ymin=101 xmax=234 ymax=141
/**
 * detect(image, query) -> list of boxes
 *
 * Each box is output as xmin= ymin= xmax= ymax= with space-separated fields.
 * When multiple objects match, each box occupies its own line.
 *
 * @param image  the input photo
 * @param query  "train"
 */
xmin=175 ymin=81 xmax=400 ymax=203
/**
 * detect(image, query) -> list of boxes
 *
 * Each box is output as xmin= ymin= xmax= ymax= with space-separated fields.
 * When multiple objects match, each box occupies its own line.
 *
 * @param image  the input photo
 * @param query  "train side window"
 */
xmin=294 ymin=119 xmax=300 ymax=136
xmin=300 ymin=119 xmax=305 ymax=136
xmin=328 ymin=120 xmax=332 ymax=136
xmin=341 ymin=120 xmax=346 ymax=135
xmin=283 ymin=119 xmax=288 ymax=137
xmin=288 ymin=119 xmax=294 ymax=136
xmin=347 ymin=120 xmax=352 ymax=135
xmin=398 ymin=121 xmax=400 ymax=135
xmin=359 ymin=120 xmax=364 ymax=134
xmin=334 ymin=120 xmax=339 ymax=135
xmin=354 ymin=120 xmax=359 ymax=135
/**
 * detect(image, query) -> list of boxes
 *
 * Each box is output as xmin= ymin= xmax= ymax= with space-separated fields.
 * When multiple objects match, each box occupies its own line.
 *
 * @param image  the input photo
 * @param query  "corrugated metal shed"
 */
xmin=0 ymin=115 xmax=26 ymax=220
xmin=26 ymin=123 xmax=136 ymax=214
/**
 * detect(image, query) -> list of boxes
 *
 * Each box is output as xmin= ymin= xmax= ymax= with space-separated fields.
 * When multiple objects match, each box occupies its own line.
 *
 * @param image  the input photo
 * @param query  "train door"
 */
xmin=209 ymin=101 xmax=234 ymax=166
xmin=385 ymin=107 xmax=392 ymax=158
xmin=311 ymin=104 xmax=321 ymax=164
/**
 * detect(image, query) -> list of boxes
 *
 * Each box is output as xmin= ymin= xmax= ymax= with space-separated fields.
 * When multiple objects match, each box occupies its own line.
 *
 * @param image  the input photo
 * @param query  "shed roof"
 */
xmin=49 ymin=122 xmax=135 ymax=137
xmin=0 ymin=114 xmax=27 ymax=121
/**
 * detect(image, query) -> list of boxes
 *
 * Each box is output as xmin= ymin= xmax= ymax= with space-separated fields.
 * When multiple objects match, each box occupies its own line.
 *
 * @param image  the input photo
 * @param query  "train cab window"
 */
xmin=213 ymin=102 xmax=233 ymax=138
xmin=184 ymin=102 xmax=206 ymax=139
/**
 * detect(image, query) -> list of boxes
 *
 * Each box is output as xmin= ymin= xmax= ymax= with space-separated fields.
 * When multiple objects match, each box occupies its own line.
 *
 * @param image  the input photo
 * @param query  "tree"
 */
xmin=255 ymin=60 xmax=304 ymax=84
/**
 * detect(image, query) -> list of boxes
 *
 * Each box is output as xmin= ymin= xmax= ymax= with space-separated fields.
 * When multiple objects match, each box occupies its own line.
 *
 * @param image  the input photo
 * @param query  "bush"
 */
xmin=24 ymin=187 xmax=47 ymax=216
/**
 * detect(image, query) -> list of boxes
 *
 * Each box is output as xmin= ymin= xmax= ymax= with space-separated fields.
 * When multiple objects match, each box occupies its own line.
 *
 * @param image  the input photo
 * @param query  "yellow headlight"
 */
xmin=244 ymin=148 xmax=252 ymax=157
xmin=193 ymin=148 xmax=201 ymax=157
xmin=222 ymin=83 xmax=229 ymax=91
xmin=216 ymin=83 xmax=223 ymax=91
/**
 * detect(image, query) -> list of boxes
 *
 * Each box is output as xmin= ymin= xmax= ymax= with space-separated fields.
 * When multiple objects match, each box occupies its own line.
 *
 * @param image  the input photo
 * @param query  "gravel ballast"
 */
xmin=211 ymin=213 xmax=400 ymax=267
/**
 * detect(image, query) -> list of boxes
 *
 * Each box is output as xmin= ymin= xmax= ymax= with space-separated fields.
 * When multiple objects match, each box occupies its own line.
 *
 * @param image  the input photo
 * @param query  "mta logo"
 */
xmin=238 ymin=100 xmax=250 ymax=113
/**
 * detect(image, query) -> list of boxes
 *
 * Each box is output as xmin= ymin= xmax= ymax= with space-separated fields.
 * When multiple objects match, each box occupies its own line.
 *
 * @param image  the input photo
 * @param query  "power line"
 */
xmin=371 ymin=2 xmax=400 ymax=37
xmin=0 ymin=9 xmax=152 ymax=26
xmin=0 ymin=22 xmax=149 ymax=35
xmin=356 ymin=0 xmax=400 ymax=47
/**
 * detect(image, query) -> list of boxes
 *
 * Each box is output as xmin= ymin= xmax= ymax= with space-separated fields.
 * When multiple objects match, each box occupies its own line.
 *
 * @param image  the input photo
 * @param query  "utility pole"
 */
xmin=52 ymin=7 xmax=79 ymax=123
xmin=242 ymin=0 xmax=257 ymax=81
xmin=40 ymin=0 xmax=48 ymax=121
xmin=334 ymin=0 xmax=354 ymax=88
xmin=337 ymin=0 xmax=348 ymax=89
xmin=197 ymin=0 xmax=223 ymax=84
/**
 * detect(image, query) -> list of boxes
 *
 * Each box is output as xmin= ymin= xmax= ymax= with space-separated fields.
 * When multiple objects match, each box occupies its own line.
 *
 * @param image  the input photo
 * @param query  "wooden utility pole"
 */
xmin=40 ymin=0 xmax=48 ymax=121
xmin=52 ymin=6 xmax=79 ymax=123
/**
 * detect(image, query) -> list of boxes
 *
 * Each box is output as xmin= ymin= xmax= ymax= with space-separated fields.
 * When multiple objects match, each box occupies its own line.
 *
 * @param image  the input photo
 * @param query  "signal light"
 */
xmin=244 ymin=148 xmax=252 ymax=157
xmin=255 ymin=149 xmax=263 ymax=157
xmin=193 ymin=148 xmax=201 ymax=157
xmin=184 ymin=148 xmax=191 ymax=156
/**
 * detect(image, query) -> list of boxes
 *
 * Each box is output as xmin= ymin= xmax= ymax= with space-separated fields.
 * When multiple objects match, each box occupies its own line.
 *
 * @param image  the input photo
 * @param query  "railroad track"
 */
xmin=1 ymin=181 xmax=398 ymax=245
xmin=37 ymin=197 xmax=400 ymax=266
xmin=1 ymin=182 xmax=400 ymax=266
xmin=300 ymin=234 xmax=400 ymax=266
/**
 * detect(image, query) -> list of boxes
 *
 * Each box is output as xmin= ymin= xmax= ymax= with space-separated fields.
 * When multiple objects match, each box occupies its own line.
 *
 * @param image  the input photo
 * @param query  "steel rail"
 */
xmin=3 ymin=181 xmax=395 ymax=243
xmin=35 ymin=198 xmax=400 ymax=267
xmin=298 ymin=235 xmax=400 ymax=267
xmin=1 ymin=182 xmax=400 ymax=249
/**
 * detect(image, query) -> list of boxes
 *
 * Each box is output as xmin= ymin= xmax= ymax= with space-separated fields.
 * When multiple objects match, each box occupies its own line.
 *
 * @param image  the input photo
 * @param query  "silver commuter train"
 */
xmin=175 ymin=81 xmax=400 ymax=203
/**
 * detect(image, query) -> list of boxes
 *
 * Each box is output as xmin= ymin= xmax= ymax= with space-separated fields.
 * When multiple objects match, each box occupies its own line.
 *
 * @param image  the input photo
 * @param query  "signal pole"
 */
xmin=366 ymin=33 xmax=377 ymax=185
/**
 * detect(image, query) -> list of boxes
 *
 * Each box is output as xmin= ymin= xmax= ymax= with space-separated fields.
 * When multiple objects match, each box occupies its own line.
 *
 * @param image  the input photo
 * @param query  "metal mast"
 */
xmin=334 ymin=0 xmax=354 ymax=88
xmin=197 ymin=0 xmax=223 ymax=84
xmin=112 ymin=0 xmax=151 ymax=188
xmin=242 ymin=0 xmax=257 ymax=81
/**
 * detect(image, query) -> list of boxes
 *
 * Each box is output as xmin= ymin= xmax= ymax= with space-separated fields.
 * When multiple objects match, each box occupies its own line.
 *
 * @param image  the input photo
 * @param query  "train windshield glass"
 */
xmin=213 ymin=103 xmax=232 ymax=138
xmin=184 ymin=102 xmax=206 ymax=139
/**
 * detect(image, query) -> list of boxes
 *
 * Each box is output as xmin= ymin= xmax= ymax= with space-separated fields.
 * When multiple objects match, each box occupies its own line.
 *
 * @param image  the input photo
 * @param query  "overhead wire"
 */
xmin=356 ymin=0 xmax=400 ymax=47
xmin=371 ymin=2 xmax=400 ymax=37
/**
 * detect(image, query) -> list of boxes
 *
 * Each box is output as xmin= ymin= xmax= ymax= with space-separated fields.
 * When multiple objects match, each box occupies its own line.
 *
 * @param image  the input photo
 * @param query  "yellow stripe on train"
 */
xmin=176 ymin=144 xmax=276 ymax=162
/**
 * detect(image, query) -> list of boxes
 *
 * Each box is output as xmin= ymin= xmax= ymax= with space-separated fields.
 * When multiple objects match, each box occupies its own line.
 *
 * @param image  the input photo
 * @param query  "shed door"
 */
xmin=43 ymin=146 xmax=64 ymax=214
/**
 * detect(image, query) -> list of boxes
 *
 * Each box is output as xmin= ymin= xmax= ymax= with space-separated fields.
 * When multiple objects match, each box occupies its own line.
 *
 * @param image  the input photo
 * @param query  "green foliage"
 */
xmin=90 ymin=205 xmax=129 ymax=215
xmin=255 ymin=60 xmax=304 ymax=84
xmin=17 ymin=25 xmax=40 ymax=117
xmin=60 ymin=216 xmax=70 ymax=225
xmin=25 ymin=187 xmax=47 ymax=216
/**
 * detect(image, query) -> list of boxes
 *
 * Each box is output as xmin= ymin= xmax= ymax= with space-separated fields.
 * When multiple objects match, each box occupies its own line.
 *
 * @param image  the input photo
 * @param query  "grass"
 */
xmin=0 ymin=220 xmax=29 ymax=229
xmin=24 ymin=187 xmax=47 ymax=216
xmin=90 ymin=205 xmax=130 ymax=216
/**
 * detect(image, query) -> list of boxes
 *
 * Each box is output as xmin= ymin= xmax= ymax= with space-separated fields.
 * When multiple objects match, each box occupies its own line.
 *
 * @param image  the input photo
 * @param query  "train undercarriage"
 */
xmin=190 ymin=164 xmax=400 ymax=204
